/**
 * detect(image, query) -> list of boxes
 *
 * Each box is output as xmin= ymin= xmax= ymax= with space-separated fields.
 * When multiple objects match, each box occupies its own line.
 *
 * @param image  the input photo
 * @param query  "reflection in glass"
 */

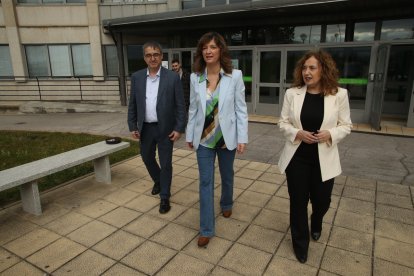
xmin=49 ymin=45 xmax=71 ymax=77
xmin=354 ymin=22 xmax=376 ymax=41
xmin=127 ymin=45 xmax=145 ymax=75
xmin=72 ymin=45 xmax=92 ymax=76
xmin=0 ymin=46 xmax=13 ymax=78
xmin=182 ymin=0 xmax=202 ymax=9
xmin=293 ymin=25 xmax=321 ymax=44
xmin=326 ymin=24 xmax=346 ymax=43
xmin=259 ymin=87 xmax=279 ymax=104
xmin=260 ymin=51 xmax=281 ymax=83
xmin=323 ymin=46 xmax=371 ymax=109
xmin=381 ymin=18 xmax=414 ymax=40
xmin=26 ymin=46 xmax=49 ymax=77
xmin=230 ymin=50 xmax=252 ymax=102
xmin=105 ymin=45 xmax=119 ymax=76
xmin=205 ymin=0 xmax=226 ymax=7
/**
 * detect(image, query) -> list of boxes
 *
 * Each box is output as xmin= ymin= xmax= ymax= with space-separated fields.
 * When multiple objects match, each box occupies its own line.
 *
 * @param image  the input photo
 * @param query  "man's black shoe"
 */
xmin=159 ymin=199 xmax=171 ymax=214
xmin=311 ymin=232 xmax=321 ymax=241
xmin=151 ymin=183 xmax=160 ymax=195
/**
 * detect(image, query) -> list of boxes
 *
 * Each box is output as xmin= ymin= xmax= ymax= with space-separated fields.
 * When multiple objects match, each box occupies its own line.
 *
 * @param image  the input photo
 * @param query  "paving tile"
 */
xmin=123 ymin=214 xmax=168 ymax=238
xmin=233 ymin=176 xmax=254 ymax=190
xmin=53 ymin=249 xmax=115 ymax=275
xmin=178 ymin=167 xmax=199 ymax=179
xmin=266 ymin=164 xmax=282 ymax=174
xmin=123 ymin=178 xmax=153 ymax=193
xmin=124 ymin=194 xmax=159 ymax=213
xmin=375 ymin=236 xmax=414 ymax=268
xmin=173 ymin=207 xmax=199 ymax=230
xmin=253 ymin=209 xmax=290 ymax=233
xmin=233 ymin=159 xmax=250 ymax=168
xmin=328 ymin=226 xmax=373 ymax=255
xmin=321 ymin=246 xmax=371 ymax=276
xmin=264 ymin=256 xmax=318 ymax=275
xmin=27 ymin=237 xmax=87 ymax=273
xmin=118 ymin=166 xmax=148 ymax=180
xmin=174 ymin=157 xmax=198 ymax=167
xmin=103 ymin=188 xmax=138 ymax=205
xmin=111 ymin=163 xmax=136 ymax=174
xmin=376 ymin=218 xmax=414 ymax=244
xmin=335 ymin=175 xmax=347 ymax=185
xmin=215 ymin=216 xmax=249 ymax=241
xmin=102 ymin=263 xmax=145 ymax=276
xmin=342 ymin=186 xmax=375 ymax=202
xmin=0 ymin=261 xmax=45 ymax=276
xmin=147 ymin=202 xmax=188 ymax=221
xmin=318 ymin=270 xmax=341 ymax=276
xmin=219 ymin=243 xmax=272 ymax=275
xmin=245 ymin=161 xmax=271 ymax=171
xmin=157 ymin=252 xmax=214 ymax=276
xmin=0 ymin=248 xmax=20 ymax=273
xmin=265 ymin=196 xmax=290 ymax=214
xmin=111 ymin=172 xmax=139 ymax=187
xmin=171 ymin=175 xmax=196 ymax=188
xmin=150 ymin=223 xmax=198 ymax=250
xmin=236 ymin=190 xmax=271 ymax=207
xmin=238 ymin=224 xmax=284 ymax=253
xmin=4 ymin=228 xmax=60 ymax=258
xmin=276 ymin=236 xmax=326 ymax=268
xmin=334 ymin=210 xmax=374 ymax=233
xmin=98 ymin=206 xmax=141 ymax=228
xmin=171 ymin=164 xmax=189 ymax=175
xmin=235 ymin=168 xmax=263 ymax=180
xmin=377 ymin=181 xmax=411 ymax=196
xmin=373 ymin=258 xmax=414 ymax=276
xmin=93 ymin=230 xmax=144 ymax=260
xmin=210 ymin=266 xmax=242 ymax=276
xmin=376 ymin=204 xmax=414 ymax=225
xmin=183 ymin=236 xmax=233 ymax=264
xmin=77 ymin=199 xmax=118 ymax=218
xmin=275 ymin=185 xmax=289 ymax=199
xmin=345 ymin=177 xmax=376 ymax=190
xmin=44 ymin=211 xmax=92 ymax=236
xmin=230 ymin=201 xmax=261 ymax=223
xmin=309 ymin=223 xmax=332 ymax=245
xmin=173 ymin=148 xmax=193 ymax=157
xmin=338 ymin=197 xmax=375 ymax=216
xmin=258 ymin=172 xmax=286 ymax=185
xmin=248 ymin=180 xmax=280 ymax=195
xmin=332 ymin=183 xmax=344 ymax=196
xmin=67 ymin=220 xmax=117 ymax=247
xmin=0 ymin=214 xmax=38 ymax=245
xmin=376 ymin=191 xmax=413 ymax=209
xmin=170 ymin=189 xmax=199 ymax=206
xmin=121 ymin=240 xmax=176 ymax=275
xmin=13 ymin=203 xmax=70 ymax=226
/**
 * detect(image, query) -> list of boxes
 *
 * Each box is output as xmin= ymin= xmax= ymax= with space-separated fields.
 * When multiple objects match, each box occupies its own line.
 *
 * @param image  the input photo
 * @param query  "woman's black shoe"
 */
xmin=311 ymin=232 xmax=321 ymax=241
xmin=294 ymin=251 xmax=308 ymax=263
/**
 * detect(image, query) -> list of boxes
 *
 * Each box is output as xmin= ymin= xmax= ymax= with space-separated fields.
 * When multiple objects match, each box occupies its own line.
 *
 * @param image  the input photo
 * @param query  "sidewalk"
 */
xmin=0 ymin=109 xmax=414 ymax=275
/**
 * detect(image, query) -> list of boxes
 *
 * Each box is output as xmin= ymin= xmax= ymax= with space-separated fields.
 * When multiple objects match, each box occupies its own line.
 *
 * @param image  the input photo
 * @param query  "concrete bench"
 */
xmin=0 ymin=141 xmax=130 ymax=216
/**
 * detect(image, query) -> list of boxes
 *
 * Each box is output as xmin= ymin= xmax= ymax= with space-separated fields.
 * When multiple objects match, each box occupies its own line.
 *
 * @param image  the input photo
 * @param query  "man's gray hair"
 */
xmin=143 ymin=41 xmax=163 ymax=55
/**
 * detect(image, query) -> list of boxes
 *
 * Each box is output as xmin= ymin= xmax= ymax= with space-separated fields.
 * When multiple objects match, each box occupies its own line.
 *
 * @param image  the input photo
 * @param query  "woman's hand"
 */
xmin=237 ymin=143 xmax=246 ymax=154
xmin=187 ymin=142 xmax=194 ymax=149
xmin=296 ymin=130 xmax=318 ymax=144
xmin=313 ymin=130 xmax=331 ymax=144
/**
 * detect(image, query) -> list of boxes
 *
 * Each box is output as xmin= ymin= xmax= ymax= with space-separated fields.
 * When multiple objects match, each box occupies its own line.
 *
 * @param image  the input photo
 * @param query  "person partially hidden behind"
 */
xmin=171 ymin=58 xmax=191 ymax=113
xmin=128 ymin=41 xmax=186 ymax=214
xmin=186 ymin=32 xmax=248 ymax=247
xmin=278 ymin=50 xmax=352 ymax=263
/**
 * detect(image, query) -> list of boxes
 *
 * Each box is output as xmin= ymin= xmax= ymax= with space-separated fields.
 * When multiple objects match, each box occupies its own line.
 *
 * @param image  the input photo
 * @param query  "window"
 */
xmin=354 ymin=22 xmax=376 ymax=41
xmin=0 ymin=46 xmax=14 ymax=78
xmin=104 ymin=45 xmax=119 ymax=76
xmin=326 ymin=24 xmax=346 ymax=43
xmin=18 ymin=0 xmax=85 ymax=3
xmin=293 ymin=25 xmax=321 ymax=44
xmin=381 ymin=18 xmax=414 ymax=40
xmin=25 ymin=44 xmax=92 ymax=78
xmin=205 ymin=0 xmax=226 ymax=7
xmin=182 ymin=0 xmax=202 ymax=9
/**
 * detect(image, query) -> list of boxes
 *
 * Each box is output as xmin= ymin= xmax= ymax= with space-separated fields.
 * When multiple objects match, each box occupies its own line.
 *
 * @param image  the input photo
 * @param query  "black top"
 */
xmin=294 ymin=92 xmax=324 ymax=162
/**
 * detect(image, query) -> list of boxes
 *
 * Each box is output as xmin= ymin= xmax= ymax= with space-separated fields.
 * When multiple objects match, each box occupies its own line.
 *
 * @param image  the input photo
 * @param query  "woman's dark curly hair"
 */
xmin=193 ymin=32 xmax=233 ymax=74
xmin=292 ymin=50 xmax=339 ymax=96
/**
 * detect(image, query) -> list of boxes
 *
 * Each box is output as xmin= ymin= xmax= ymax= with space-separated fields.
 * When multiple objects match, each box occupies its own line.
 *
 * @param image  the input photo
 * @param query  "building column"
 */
xmin=3 ymin=0 xmax=27 ymax=82
xmin=86 ymin=0 xmax=104 ymax=81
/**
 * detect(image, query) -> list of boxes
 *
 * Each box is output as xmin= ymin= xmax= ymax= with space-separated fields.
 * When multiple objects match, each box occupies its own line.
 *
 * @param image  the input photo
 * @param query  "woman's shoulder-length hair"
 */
xmin=292 ymin=49 xmax=340 ymax=96
xmin=193 ymin=32 xmax=233 ymax=75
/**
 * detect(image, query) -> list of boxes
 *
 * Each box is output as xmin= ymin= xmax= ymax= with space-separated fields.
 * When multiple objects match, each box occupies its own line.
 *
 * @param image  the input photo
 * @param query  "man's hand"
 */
xmin=131 ymin=130 xmax=140 ymax=140
xmin=237 ymin=143 xmax=246 ymax=154
xmin=169 ymin=131 xmax=181 ymax=142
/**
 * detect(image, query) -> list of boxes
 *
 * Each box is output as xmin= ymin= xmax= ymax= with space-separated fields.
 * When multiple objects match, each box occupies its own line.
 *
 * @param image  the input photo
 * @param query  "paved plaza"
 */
xmin=0 ymin=110 xmax=414 ymax=275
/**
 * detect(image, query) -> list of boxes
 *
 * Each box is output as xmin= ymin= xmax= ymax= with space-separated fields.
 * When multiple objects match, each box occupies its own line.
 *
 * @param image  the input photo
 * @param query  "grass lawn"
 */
xmin=0 ymin=130 xmax=139 ymax=207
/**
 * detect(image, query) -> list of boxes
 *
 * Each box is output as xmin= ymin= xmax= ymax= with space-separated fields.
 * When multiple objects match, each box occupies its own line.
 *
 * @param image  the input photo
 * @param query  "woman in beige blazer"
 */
xmin=278 ymin=50 xmax=352 ymax=263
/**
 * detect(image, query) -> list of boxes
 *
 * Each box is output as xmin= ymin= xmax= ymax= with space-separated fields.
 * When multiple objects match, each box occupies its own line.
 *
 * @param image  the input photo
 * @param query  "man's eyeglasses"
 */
xmin=145 ymin=53 xmax=161 ymax=59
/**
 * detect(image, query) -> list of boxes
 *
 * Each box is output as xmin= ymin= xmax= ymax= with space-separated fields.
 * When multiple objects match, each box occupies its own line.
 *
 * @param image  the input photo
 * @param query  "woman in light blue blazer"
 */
xmin=186 ymin=32 xmax=248 ymax=247
xmin=278 ymin=50 xmax=352 ymax=263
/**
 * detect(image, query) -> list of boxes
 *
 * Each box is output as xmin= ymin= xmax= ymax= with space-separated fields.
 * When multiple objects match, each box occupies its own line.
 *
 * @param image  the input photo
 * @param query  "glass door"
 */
xmin=256 ymin=49 xmax=282 ymax=116
xmin=229 ymin=49 xmax=253 ymax=113
xmin=370 ymin=44 xmax=391 ymax=131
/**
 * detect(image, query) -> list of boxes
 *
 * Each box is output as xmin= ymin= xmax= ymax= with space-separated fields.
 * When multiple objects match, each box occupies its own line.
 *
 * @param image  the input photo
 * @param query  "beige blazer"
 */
xmin=278 ymin=86 xmax=352 ymax=181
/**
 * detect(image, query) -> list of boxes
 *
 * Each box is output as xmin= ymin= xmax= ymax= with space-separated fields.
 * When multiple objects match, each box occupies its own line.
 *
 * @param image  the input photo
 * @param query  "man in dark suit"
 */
xmin=127 ymin=41 xmax=186 ymax=214
xmin=171 ymin=58 xmax=190 ymax=112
